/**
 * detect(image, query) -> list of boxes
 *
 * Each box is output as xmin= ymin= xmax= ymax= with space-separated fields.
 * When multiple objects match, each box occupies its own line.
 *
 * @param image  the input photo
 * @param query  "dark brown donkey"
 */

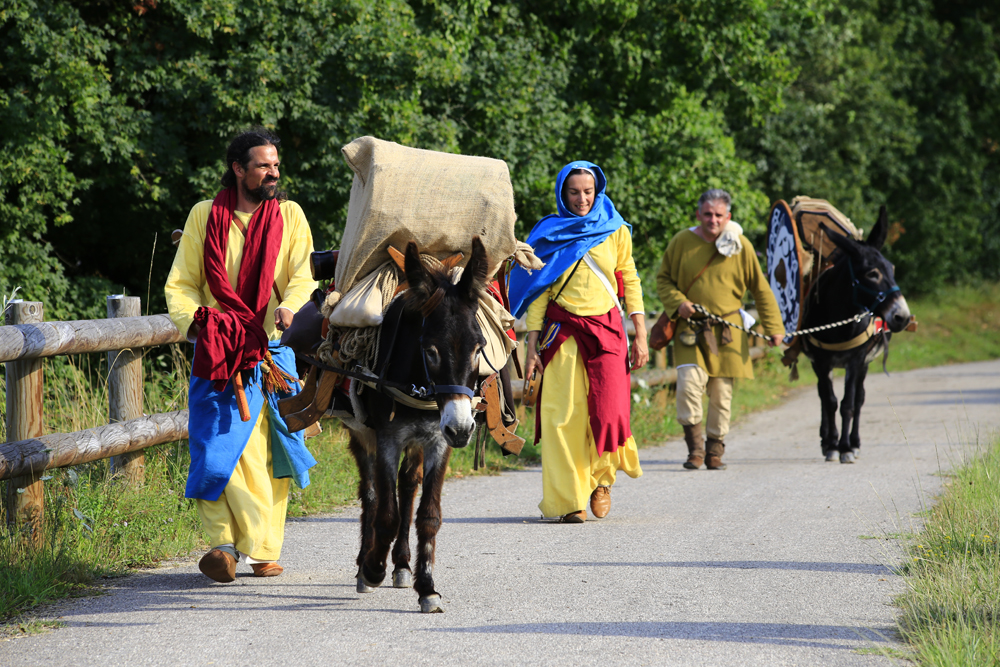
xmin=345 ymin=238 xmax=488 ymax=613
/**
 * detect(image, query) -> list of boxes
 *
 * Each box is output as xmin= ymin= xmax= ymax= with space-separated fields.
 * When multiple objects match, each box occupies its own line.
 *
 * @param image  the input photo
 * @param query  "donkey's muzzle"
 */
xmin=440 ymin=397 xmax=475 ymax=448
xmin=884 ymin=296 xmax=911 ymax=333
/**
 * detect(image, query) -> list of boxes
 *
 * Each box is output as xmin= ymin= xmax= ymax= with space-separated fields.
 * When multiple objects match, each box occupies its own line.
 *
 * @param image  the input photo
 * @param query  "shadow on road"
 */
xmin=545 ymin=560 xmax=893 ymax=574
xmin=422 ymin=620 xmax=896 ymax=649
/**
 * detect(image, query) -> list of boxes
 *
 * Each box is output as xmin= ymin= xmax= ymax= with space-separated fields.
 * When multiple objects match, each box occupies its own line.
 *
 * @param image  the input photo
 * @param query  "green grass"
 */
xmin=889 ymin=283 xmax=1000 ymax=371
xmin=1 ymin=281 xmax=998 ymax=624
xmin=894 ymin=435 xmax=1000 ymax=665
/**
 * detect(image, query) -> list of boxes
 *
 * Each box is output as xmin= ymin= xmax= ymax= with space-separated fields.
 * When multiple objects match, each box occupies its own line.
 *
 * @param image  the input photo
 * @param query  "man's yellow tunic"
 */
xmin=165 ymin=199 xmax=316 ymax=560
xmin=656 ymin=229 xmax=784 ymax=378
xmin=526 ymin=226 xmax=643 ymax=517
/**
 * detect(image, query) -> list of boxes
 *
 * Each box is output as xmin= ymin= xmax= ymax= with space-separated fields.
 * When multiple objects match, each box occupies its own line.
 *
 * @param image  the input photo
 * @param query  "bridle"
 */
xmin=844 ymin=254 xmax=900 ymax=314
xmin=417 ymin=316 xmax=476 ymax=400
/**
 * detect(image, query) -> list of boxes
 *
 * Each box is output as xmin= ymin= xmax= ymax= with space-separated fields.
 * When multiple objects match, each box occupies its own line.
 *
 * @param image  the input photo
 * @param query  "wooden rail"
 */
xmin=0 ymin=411 xmax=188 ymax=481
xmin=2 ymin=297 xmax=186 ymax=543
xmin=0 ymin=312 xmax=183 ymax=364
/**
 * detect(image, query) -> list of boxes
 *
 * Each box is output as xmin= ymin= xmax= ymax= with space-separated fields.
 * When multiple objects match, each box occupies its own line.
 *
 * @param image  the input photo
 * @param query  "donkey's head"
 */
xmin=821 ymin=206 xmax=911 ymax=333
xmin=403 ymin=237 xmax=489 ymax=448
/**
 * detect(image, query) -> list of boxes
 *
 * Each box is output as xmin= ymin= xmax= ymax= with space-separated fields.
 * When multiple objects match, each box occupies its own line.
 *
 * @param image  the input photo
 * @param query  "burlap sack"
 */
xmin=333 ymin=136 xmax=519 ymax=299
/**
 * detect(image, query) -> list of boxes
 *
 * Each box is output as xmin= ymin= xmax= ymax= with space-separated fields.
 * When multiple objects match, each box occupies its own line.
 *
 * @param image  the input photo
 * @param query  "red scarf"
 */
xmin=192 ymin=188 xmax=283 ymax=390
xmin=535 ymin=302 xmax=632 ymax=457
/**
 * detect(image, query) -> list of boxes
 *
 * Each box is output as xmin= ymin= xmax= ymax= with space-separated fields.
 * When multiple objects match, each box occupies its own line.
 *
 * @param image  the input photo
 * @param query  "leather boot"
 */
xmin=706 ymin=437 xmax=727 ymax=470
xmin=683 ymin=423 xmax=705 ymax=470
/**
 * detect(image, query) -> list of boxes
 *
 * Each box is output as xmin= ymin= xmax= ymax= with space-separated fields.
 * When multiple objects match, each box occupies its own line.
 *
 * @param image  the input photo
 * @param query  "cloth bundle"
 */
xmin=329 ymin=136 xmax=521 ymax=310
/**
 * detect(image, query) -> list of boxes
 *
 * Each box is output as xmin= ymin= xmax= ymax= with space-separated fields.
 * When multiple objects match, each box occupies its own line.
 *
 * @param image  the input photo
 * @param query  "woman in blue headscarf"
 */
xmin=509 ymin=161 xmax=648 ymax=523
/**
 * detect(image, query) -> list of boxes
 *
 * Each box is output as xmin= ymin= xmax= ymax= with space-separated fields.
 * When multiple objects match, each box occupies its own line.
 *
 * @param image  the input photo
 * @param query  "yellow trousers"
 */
xmin=538 ymin=336 xmax=642 ymax=518
xmin=196 ymin=407 xmax=290 ymax=561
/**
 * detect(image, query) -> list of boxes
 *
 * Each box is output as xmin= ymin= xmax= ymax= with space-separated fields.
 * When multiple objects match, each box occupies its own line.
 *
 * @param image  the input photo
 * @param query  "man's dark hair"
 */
xmin=221 ymin=126 xmax=282 ymax=189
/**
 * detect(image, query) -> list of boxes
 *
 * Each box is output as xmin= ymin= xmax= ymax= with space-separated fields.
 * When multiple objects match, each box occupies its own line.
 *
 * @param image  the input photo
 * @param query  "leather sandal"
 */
xmin=590 ymin=486 xmax=611 ymax=518
xmin=558 ymin=510 xmax=586 ymax=523
xmin=250 ymin=562 xmax=284 ymax=577
xmin=199 ymin=549 xmax=237 ymax=583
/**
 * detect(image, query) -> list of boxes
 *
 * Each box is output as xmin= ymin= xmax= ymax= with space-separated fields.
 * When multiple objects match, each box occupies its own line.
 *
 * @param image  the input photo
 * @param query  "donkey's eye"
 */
xmin=424 ymin=346 xmax=440 ymax=366
xmin=865 ymin=268 xmax=882 ymax=282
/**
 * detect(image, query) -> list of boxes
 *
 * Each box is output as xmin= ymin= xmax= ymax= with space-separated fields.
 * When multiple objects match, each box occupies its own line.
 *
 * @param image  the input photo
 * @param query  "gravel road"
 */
xmin=3 ymin=359 xmax=999 ymax=666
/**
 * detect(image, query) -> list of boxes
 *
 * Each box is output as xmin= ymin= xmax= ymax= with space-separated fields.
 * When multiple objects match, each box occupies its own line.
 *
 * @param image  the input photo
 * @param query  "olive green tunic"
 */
xmin=655 ymin=229 xmax=784 ymax=379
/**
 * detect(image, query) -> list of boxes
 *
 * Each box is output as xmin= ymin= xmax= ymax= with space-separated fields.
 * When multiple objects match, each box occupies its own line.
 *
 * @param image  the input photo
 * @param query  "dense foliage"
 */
xmin=1 ymin=0 xmax=997 ymax=317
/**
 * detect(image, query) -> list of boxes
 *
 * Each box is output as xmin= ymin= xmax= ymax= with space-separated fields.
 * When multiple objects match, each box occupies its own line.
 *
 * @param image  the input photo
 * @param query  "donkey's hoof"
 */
xmin=851 ymin=447 xmax=861 ymax=459
xmin=419 ymin=594 xmax=444 ymax=613
xmin=840 ymin=451 xmax=855 ymax=464
xmin=356 ymin=576 xmax=377 ymax=593
xmin=358 ymin=569 xmax=383 ymax=593
xmin=824 ymin=450 xmax=838 ymax=462
xmin=393 ymin=568 xmax=413 ymax=588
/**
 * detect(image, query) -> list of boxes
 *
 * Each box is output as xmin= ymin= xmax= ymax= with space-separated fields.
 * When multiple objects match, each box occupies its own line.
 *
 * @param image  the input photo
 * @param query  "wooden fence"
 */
xmin=1 ymin=296 xmax=186 ymax=545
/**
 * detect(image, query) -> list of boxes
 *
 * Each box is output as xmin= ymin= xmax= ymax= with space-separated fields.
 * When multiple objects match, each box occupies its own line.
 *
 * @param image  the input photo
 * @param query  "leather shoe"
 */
xmin=199 ymin=549 xmax=236 ymax=583
xmin=558 ymin=510 xmax=586 ymax=523
xmin=251 ymin=562 xmax=284 ymax=577
xmin=590 ymin=486 xmax=611 ymax=518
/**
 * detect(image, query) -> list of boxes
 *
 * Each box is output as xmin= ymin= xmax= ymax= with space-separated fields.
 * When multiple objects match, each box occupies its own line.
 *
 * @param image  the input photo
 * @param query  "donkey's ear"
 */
xmin=866 ymin=205 xmax=889 ymax=250
xmin=404 ymin=241 xmax=431 ymax=297
xmin=820 ymin=223 xmax=860 ymax=258
xmin=458 ymin=236 xmax=490 ymax=304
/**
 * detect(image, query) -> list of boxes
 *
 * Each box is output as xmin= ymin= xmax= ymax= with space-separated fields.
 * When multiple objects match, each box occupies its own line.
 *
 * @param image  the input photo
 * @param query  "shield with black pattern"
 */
xmin=766 ymin=200 xmax=804 ymax=340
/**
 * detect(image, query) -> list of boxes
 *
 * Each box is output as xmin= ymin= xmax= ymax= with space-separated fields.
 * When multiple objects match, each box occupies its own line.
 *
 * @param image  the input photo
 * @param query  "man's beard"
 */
xmin=241 ymin=177 xmax=282 ymax=204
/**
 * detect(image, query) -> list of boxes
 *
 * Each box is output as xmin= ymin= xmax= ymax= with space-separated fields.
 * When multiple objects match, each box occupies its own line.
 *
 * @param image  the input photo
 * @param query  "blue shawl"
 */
xmin=185 ymin=341 xmax=317 ymax=501
xmin=508 ymin=161 xmax=631 ymax=318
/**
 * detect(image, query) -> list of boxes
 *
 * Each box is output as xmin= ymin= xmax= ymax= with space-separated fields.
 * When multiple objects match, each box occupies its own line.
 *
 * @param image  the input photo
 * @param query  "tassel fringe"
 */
xmin=261 ymin=351 xmax=295 ymax=395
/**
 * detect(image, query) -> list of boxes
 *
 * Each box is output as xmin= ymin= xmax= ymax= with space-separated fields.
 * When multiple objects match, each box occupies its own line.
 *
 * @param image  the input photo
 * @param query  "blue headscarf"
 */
xmin=508 ymin=161 xmax=630 ymax=318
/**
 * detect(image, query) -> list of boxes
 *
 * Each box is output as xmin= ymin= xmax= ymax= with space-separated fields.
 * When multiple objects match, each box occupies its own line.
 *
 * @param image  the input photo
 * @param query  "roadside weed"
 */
xmin=896 ymin=434 xmax=1000 ymax=665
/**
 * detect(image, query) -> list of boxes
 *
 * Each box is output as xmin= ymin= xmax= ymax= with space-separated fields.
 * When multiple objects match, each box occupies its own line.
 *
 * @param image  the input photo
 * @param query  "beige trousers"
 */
xmin=675 ymin=365 xmax=734 ymax=440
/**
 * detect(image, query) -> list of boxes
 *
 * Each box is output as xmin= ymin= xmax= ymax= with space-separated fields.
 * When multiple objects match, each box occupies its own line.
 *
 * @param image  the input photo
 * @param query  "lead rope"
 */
xmin=687 ymin=303 xmax=869 ymax=340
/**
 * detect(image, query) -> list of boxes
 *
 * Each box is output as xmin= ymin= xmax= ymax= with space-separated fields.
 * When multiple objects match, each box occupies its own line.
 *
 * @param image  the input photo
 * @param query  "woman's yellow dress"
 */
xmin=525 ymin=226 xmax=644 ymax=518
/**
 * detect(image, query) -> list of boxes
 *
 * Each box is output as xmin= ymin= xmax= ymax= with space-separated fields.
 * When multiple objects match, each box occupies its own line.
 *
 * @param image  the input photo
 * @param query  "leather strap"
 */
xmin=551 ymin=259 xmax=583 ymax=305
xmin=807 ymin=318 xmax=877 ymax=351
xmin=684 ymin=249 xmax=719 ymax=295
xmin=232 ymin=215 xmax=283 ymax=304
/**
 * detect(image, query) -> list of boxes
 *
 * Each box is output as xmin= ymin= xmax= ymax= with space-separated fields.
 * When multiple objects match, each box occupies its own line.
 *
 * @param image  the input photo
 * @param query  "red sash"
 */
xmin=191 ymin=189 xmax=283 ymax=390
xmin=535 ymin=302 xmax=632 ymax=457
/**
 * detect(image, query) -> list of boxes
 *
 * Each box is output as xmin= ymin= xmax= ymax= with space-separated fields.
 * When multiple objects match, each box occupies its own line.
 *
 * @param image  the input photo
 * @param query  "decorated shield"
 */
xmin=766 ymin=200 xmax=804 ymax=339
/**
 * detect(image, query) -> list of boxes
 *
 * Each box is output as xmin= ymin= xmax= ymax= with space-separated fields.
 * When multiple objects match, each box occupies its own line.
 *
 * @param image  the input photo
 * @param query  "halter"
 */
xmin=416 ymin=317 xmax=476 ymax=400
xmin=845 ymin=256 xmax=900 ymax=313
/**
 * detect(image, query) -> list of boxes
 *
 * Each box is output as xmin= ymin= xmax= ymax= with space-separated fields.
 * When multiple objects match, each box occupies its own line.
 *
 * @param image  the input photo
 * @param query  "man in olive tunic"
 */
xmin=656 ymin=189 xmax=784 ymax=470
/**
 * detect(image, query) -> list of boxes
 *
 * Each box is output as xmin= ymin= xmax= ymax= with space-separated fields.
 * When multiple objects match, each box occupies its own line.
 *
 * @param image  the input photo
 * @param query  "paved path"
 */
xmin=4 ymin=360 xmax=1000 ymax=666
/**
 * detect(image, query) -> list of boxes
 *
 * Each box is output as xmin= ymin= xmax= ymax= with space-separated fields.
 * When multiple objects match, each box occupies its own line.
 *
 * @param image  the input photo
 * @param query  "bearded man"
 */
xmin=165 ymin=127 xmax=318 ymax=582
xmin=656 ymin=189 xmax=784 ymax=471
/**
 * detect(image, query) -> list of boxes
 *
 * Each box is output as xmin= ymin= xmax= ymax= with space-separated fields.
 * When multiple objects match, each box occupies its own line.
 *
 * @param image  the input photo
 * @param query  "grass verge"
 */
xmin=895 ymin=435 xmax=1000 ymax=665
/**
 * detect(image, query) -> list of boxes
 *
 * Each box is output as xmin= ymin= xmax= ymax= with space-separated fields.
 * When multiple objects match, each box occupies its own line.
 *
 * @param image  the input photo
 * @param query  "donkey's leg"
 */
xmin=360 ymin=437 xmax=402 ymax=589
xmin=812 ymin=357 xmax=839 ymax=460
xmin=837 ymin=360 xmax=861 ymax=463
xmin=413 ymin=438 xmax=451 ymax=613
xmin=849 ymin=362 xmax=870 ymax=457
xmin=391 ymin=446 xmax=424 ymax=588
xmin=348 ymin=428 xmax=378 ymax=593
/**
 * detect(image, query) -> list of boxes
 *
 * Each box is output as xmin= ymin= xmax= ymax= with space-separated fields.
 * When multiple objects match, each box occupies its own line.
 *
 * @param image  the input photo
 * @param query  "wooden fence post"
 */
xmin=654 ymin=348 xmax=668 ymax=409
xmin=3 ymin=300 xmax=45 ymax=544
xmin=107 ymin=296 xmax=145 ymax=485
